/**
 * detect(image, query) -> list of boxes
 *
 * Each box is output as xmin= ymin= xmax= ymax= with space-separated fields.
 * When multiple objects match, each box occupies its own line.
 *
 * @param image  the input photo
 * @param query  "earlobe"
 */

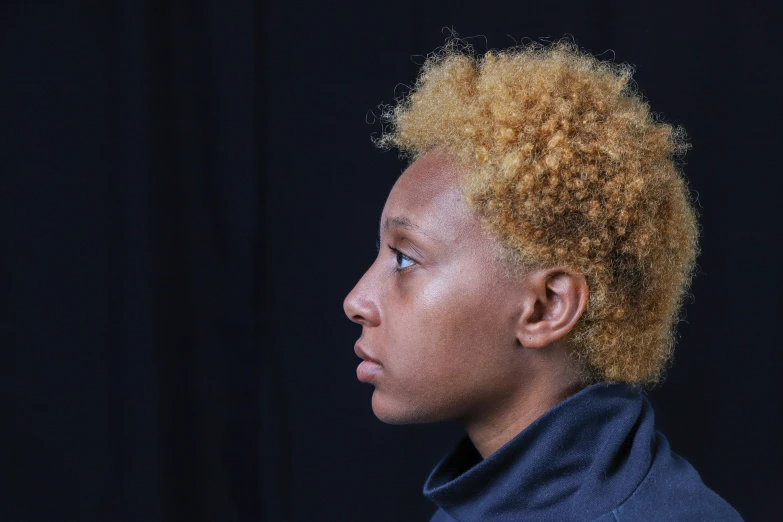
xmin=515 ymin=268 xmax=589 ymax=349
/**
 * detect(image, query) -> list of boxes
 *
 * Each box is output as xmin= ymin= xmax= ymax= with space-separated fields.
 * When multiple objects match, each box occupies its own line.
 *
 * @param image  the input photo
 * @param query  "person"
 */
xmin=342 ymin=39 xmax=742 ymax=521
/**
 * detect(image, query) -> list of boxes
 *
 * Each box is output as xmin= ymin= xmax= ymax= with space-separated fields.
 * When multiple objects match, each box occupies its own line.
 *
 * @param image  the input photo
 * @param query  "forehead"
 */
xmin=381 ymin=151 xmax=469 ymax=239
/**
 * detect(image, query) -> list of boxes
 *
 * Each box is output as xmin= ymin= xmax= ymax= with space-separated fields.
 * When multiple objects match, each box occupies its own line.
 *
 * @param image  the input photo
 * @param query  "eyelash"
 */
xmin=390 ymin=245 xmax=415 ymax=273
xmin=375 ymin=237 xmax=415 ymax=273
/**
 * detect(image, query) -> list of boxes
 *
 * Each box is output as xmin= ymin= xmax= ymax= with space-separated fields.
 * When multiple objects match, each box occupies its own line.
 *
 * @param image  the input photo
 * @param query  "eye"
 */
xmin=388 ymin=245 xmax=416 ymax=272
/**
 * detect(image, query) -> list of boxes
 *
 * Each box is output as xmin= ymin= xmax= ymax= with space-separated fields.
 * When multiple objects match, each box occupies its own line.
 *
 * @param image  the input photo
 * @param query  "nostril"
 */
xmin=349 ymin=313 xmax=367 ymax=326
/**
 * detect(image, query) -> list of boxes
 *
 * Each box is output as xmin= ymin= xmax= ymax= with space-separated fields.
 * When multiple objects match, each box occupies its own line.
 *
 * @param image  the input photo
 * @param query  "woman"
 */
xmin=343 ymin=40 xmax=741 ymax=521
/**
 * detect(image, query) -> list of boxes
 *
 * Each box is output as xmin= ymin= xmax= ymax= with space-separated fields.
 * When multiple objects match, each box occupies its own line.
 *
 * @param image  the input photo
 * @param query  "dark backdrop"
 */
xmin=1 ymin=1 xmax=781 ymax=521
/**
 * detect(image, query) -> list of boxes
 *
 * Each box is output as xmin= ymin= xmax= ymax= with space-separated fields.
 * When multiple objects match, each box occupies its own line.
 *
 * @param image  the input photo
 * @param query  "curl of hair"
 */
xmin=375 ymin=39 xmax=699 ymax=385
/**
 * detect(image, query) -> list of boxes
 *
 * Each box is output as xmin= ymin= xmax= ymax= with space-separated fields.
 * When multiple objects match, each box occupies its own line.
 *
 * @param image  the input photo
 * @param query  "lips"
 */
xmin=354 ymin=343 xmax=381 ymax=365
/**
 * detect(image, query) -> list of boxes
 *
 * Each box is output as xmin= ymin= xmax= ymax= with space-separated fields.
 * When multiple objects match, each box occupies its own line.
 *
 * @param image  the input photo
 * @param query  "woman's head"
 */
xmin=344 ymin=39 xmax=698 ymax=424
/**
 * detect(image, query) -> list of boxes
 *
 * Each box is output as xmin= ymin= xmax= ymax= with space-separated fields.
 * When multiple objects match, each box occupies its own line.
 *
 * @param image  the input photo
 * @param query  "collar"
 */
xmin=423 ymin=382 xmax=656 ymax=521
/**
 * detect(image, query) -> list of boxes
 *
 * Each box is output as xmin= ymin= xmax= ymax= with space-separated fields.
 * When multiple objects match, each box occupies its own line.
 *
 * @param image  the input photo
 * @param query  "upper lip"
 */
xmin=354 ymin=343 xmax=381 ymax=364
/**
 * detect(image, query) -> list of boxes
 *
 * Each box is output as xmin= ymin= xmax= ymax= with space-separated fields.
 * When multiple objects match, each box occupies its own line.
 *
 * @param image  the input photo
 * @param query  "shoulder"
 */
xmin=611 ymin=432 xmax=743 ymax=522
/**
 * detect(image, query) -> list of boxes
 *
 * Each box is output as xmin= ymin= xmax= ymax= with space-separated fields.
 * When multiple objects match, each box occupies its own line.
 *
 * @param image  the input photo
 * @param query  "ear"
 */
xmin=515 ymin=267 xmax=589 ymax=349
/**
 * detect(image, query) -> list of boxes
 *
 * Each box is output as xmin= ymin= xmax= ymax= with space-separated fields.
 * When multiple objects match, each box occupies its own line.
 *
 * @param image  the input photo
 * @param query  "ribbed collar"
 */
xmin=423 ymin=382 xmax=656 ymax=521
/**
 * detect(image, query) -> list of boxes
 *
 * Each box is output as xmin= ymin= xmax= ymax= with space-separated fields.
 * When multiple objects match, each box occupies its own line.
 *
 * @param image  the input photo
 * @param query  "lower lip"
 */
xmin=357 ymin=360 xmax=382 ymax=382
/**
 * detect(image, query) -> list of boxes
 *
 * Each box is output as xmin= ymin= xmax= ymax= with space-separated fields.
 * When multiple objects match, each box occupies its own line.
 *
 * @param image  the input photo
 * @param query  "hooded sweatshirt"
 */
xmin=424 ymin=382 xmax=742 ymax=521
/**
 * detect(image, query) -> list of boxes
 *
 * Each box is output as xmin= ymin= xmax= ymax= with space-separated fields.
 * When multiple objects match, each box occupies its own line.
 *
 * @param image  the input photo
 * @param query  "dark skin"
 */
xmin=343 ymin=149 xmax=590 ymax=459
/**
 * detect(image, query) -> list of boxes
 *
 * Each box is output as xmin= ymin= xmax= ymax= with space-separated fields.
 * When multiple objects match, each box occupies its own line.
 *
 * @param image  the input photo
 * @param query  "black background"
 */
xmin=1 ymin=1 xmax=781 ymax=521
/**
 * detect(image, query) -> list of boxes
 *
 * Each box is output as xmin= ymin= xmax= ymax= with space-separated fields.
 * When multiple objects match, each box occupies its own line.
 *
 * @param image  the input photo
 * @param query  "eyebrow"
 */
xmin=379 ymin=215 xmax=445 ymax=251
xmin=382 ymin=216 xmax=421 ymax=233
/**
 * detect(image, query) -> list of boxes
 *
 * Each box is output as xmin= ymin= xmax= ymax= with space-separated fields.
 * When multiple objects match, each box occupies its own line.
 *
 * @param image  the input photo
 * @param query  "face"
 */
xmin=343 ymin=150 xmax=533 ymax=425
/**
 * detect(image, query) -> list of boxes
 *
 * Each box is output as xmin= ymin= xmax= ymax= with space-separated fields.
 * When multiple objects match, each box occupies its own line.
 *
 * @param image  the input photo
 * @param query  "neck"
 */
xmin=462 ymin=351 xmax=584 ymax=459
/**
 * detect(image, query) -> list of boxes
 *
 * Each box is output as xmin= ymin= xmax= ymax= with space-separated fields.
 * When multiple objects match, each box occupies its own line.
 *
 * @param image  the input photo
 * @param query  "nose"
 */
xmin=343 ymin=268 xmax=380 ymax=327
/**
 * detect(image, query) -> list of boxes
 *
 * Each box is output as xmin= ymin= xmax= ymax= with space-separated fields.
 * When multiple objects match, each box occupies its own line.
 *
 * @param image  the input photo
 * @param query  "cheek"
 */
xmin=372 ymin=273 xmax=519 ymax=424
xmin=385 ymin=270 xmax=516 ymax=393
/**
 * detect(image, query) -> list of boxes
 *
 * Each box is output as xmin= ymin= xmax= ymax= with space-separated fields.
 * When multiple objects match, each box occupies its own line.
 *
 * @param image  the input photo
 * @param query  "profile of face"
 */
xmin=343 ymin=150 xmax=588 ymax=426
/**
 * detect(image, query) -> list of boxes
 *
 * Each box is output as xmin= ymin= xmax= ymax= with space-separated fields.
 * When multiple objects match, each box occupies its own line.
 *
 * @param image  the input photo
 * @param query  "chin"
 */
xmin=370 ymin=389 xmax=445 ymax=425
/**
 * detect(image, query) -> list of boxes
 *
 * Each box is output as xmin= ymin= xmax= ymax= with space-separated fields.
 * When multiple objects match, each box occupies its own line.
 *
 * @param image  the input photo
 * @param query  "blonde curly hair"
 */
xmin=376 ymin=39 xmax=699 ymax=385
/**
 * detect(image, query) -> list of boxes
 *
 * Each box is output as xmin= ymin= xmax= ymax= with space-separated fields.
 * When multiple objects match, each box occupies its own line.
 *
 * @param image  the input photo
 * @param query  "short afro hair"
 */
xmin=376 ymin=39 xmax=699 ymax=385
